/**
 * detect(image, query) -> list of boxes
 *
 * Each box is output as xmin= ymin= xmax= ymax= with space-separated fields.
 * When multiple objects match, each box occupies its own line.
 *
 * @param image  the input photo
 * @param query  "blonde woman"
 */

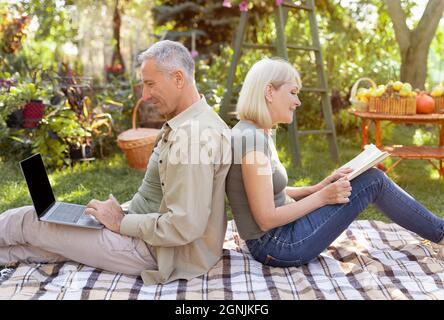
xmin=226 ymin=57 xmax=444 ymax=267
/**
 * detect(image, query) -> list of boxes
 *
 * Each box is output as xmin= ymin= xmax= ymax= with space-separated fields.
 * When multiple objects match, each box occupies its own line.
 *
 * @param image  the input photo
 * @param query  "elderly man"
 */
xmin=0 ymin=40 xmax=231 ymax=284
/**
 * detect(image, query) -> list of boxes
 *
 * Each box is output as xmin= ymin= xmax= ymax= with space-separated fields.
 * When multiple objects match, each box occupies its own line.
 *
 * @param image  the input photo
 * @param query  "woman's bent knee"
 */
xmin=366 ymin=167 xmax=386 ymax=179
xmin=355 ymin=168 xmax=386 ymax=186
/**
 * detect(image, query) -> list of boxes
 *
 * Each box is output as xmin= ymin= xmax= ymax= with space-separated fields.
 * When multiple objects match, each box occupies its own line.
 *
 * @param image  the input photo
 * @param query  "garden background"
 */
xmin=0 ymin=0 xmax=443 ymax=221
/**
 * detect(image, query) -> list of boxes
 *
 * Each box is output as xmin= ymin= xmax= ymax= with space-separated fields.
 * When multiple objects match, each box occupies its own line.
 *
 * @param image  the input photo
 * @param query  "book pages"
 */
xmin=339 ymin=144 xmax=390 ymax=180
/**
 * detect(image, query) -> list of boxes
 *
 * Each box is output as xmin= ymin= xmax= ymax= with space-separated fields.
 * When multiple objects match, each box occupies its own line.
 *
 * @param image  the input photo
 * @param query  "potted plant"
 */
xmin=0 ymin=81 xmax=46 ymax=128
xmin=61 ymin=83 xmax=113 ymax=161
xmin=32 ymin=105 xmax=91 ymax=167
xmin=32 ymin=90 xmax=113 ymax=166
xmin=67 ymin=114 xmax=113 ymax=161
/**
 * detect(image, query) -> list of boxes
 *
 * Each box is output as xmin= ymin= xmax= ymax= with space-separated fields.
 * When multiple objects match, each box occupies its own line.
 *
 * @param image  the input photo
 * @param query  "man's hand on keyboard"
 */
xmin=85 ymin=194 xmax=124 ymax=233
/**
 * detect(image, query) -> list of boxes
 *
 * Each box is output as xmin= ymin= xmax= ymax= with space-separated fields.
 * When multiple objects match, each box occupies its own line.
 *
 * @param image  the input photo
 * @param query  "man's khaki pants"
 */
xmin=0 ymin=206 xmax=157 ymax=275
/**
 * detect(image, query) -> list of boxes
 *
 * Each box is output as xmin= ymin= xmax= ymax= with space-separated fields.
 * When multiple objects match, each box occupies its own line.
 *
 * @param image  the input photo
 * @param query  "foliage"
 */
xmin=334 ymin=108 xmax=361 ymax=134
xmin=0 ymin=70 xmax=115 ymax=167
xmin=0 ymin=127 xmax=33 ymax=161
xmin=92 ymin=78 xmax=137 ymax=134
xmin=316 ymin=0 xmax=400 ymax=95
xmin=195 ymin=45 xmax=235 ymax=112
xmin=0 ymin=0 xmax=78 ymax=77
xmin=0 ymin=4 xmax=30 ymax=54
xmin=0 ymin=0 xmax=443 ymax=168
xmin=0 ymin=82 xmax=46 ymax=121
xmin=56 ymin=71 xmax=114 ymax=147
xmin=153 ymin=0 xmax=243 ymax=60
xmin=32 ymin=106 xmax=89 ymax=167
xmin=19 ymin=0 xmax=78 ymax=44
xmin=191 ymin=0 xmax=437 ymax=133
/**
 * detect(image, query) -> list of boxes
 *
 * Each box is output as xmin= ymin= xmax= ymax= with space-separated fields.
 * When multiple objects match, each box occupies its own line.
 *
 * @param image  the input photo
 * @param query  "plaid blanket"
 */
xmin=0 ymin=220 xmax=443 ymax=300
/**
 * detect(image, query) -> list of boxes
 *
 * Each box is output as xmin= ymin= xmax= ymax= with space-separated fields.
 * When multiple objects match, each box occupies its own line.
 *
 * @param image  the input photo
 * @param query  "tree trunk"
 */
xmin=111 ymin=0 xmax=125 ymax=72
xmin=400 ymin=45 xmax=429 ymax=90
xmin=386 ymin=0 xmax=444 ymax=89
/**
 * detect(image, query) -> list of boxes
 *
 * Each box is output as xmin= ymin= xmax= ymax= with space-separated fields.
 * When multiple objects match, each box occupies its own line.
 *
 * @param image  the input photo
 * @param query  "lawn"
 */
xmin=0 ymin=153 xmax=145 ymax=213
xmin=0 ymin=122 xmax=443 ymax=222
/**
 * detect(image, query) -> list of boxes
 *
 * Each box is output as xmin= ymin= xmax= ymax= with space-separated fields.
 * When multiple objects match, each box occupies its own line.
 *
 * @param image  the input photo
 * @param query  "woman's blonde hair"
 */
xmin=236 ymin=57 xmax=302 ymax=128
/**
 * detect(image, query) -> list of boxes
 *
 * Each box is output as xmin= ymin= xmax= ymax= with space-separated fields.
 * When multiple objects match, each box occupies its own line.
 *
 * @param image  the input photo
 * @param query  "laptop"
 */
xmin=20 ymin=153 xmax=104 ymax=229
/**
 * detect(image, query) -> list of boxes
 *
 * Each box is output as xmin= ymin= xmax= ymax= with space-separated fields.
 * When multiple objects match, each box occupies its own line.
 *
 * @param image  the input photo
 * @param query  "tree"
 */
xmin=385 ymin=0 xmax=444 ymax=89
xmin=110 ymin=0 xmax=126 ymax=74
xmin=0 ymin=0 xmax=78 ymax=75
xmin=153 ymin=1 xmax=242 ymax=61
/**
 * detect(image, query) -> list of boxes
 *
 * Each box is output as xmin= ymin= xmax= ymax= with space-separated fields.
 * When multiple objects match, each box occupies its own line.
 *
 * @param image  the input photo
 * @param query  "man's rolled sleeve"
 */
xmin=120 ymin=212 xmax=159 ymax=238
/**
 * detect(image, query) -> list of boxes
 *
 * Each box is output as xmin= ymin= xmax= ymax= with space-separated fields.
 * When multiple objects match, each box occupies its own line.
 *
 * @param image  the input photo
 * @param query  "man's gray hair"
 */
xmin=138 ymin=40 xmax=195 ymax=81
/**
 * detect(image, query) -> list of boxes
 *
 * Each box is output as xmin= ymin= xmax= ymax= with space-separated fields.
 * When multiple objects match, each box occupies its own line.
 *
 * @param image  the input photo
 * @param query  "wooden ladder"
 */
xmin=220 ymin=0 xmax=339 ymax=165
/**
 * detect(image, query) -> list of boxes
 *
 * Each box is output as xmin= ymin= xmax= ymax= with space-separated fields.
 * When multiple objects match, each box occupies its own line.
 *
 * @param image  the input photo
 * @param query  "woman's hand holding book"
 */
xmin=317 ymin=177 xmax=352 ymax=205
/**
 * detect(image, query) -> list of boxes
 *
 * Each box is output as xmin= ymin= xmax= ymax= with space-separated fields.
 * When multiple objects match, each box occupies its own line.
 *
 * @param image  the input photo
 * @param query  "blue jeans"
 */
xmin=245 ymin=168 xmax=444 ymax=267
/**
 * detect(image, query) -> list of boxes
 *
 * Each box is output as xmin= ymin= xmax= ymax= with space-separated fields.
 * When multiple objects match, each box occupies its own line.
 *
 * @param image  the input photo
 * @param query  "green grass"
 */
xmin=0 ymin=153 xmax=145 ymax=213
xmin=1 ymin=123 xmax=443 ymax=223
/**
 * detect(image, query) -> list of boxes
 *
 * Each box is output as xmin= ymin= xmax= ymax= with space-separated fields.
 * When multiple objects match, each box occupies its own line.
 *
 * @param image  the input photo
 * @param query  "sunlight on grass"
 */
xmin=58 ymin=185 xmax=89 ymax=203
xmin=383 ymin=157 xmax=395 ymax=167
xmin=0 ymin=181 xmax=29 ymax=209
xmin=429 ymin=170 xmax=440 ymax=180
xmin=413 ymin=128 xmax=434 ymax=146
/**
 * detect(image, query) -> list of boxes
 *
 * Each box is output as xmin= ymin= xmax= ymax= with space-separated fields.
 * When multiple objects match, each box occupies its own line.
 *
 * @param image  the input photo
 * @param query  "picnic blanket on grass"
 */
xmin=0 ymin=220 xmax=443 ymax=300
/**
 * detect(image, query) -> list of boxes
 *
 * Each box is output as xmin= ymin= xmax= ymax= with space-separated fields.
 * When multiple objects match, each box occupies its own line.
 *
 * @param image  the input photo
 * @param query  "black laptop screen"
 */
xmin=20 ymin=154 xmax=55 ymax=216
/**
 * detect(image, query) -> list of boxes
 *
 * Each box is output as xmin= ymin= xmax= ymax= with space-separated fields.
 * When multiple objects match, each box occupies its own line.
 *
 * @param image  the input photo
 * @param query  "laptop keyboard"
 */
xmin=47 ymin=203 xmax=85 ymax=223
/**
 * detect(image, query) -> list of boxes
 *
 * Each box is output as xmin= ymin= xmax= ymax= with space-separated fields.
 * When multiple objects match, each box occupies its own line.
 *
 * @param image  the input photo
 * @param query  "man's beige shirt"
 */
xmin=120 ymin=97 xmax=231 ymax=284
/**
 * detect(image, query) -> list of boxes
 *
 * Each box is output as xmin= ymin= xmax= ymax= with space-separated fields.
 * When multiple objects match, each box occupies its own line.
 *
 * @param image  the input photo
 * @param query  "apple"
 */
xmin=431 ymin=85 xmax=444 ymax=97
xmin=374 ymin=85 xmax=386 ymax=97
xmin=393 ymin=81 xmax=403 ymax=91
xmin=357 ymin=88 xmax=367 ymax=99
xmin=399 ymin=83 xmax=412 ymax=97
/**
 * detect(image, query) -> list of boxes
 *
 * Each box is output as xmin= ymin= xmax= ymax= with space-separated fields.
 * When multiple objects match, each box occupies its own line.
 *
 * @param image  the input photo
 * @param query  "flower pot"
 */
xmin=69 ymin=144 xmax=94 ymax=161
xmin=23 ymin=100 xmax=44 ymax=128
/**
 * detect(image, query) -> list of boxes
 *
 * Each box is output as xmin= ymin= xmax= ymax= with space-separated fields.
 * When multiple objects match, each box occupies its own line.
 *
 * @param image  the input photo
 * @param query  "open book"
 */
xmin=339 ymin=144 xmax=390 ymax=180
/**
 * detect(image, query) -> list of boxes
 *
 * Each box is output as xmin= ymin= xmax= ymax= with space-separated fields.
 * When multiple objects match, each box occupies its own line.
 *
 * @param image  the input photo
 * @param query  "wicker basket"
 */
xmin=368 ymin=96 xmax=416 ymax=115
xmin=117 ymin=99 xmax=161 ymax=170
xmin=133 ymin=83 xmax=166 ymax=129
xmin=434 ymin=96 xmax=444 ymax=113
xmin=349 ymin=78 xmax=376 ymax=112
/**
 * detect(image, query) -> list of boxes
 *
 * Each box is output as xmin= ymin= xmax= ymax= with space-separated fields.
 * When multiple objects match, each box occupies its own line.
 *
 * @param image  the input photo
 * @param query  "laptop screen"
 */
xmin=19 ymin=154 xmax=55 ymax=217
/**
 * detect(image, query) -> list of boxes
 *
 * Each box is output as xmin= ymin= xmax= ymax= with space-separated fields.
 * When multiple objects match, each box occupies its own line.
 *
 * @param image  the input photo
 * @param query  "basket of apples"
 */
xmin=430 ymin=81 xmax=444 ymax=113
xmin=368 ymin=81 xmax=417 ymax=115
xmin=350 ymin=78 xmax=377 ymax=112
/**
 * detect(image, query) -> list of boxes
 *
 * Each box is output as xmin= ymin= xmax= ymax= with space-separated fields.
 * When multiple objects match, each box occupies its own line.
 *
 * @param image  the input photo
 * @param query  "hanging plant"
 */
xmin=0 ymin=8 xmax=30 ymax=54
